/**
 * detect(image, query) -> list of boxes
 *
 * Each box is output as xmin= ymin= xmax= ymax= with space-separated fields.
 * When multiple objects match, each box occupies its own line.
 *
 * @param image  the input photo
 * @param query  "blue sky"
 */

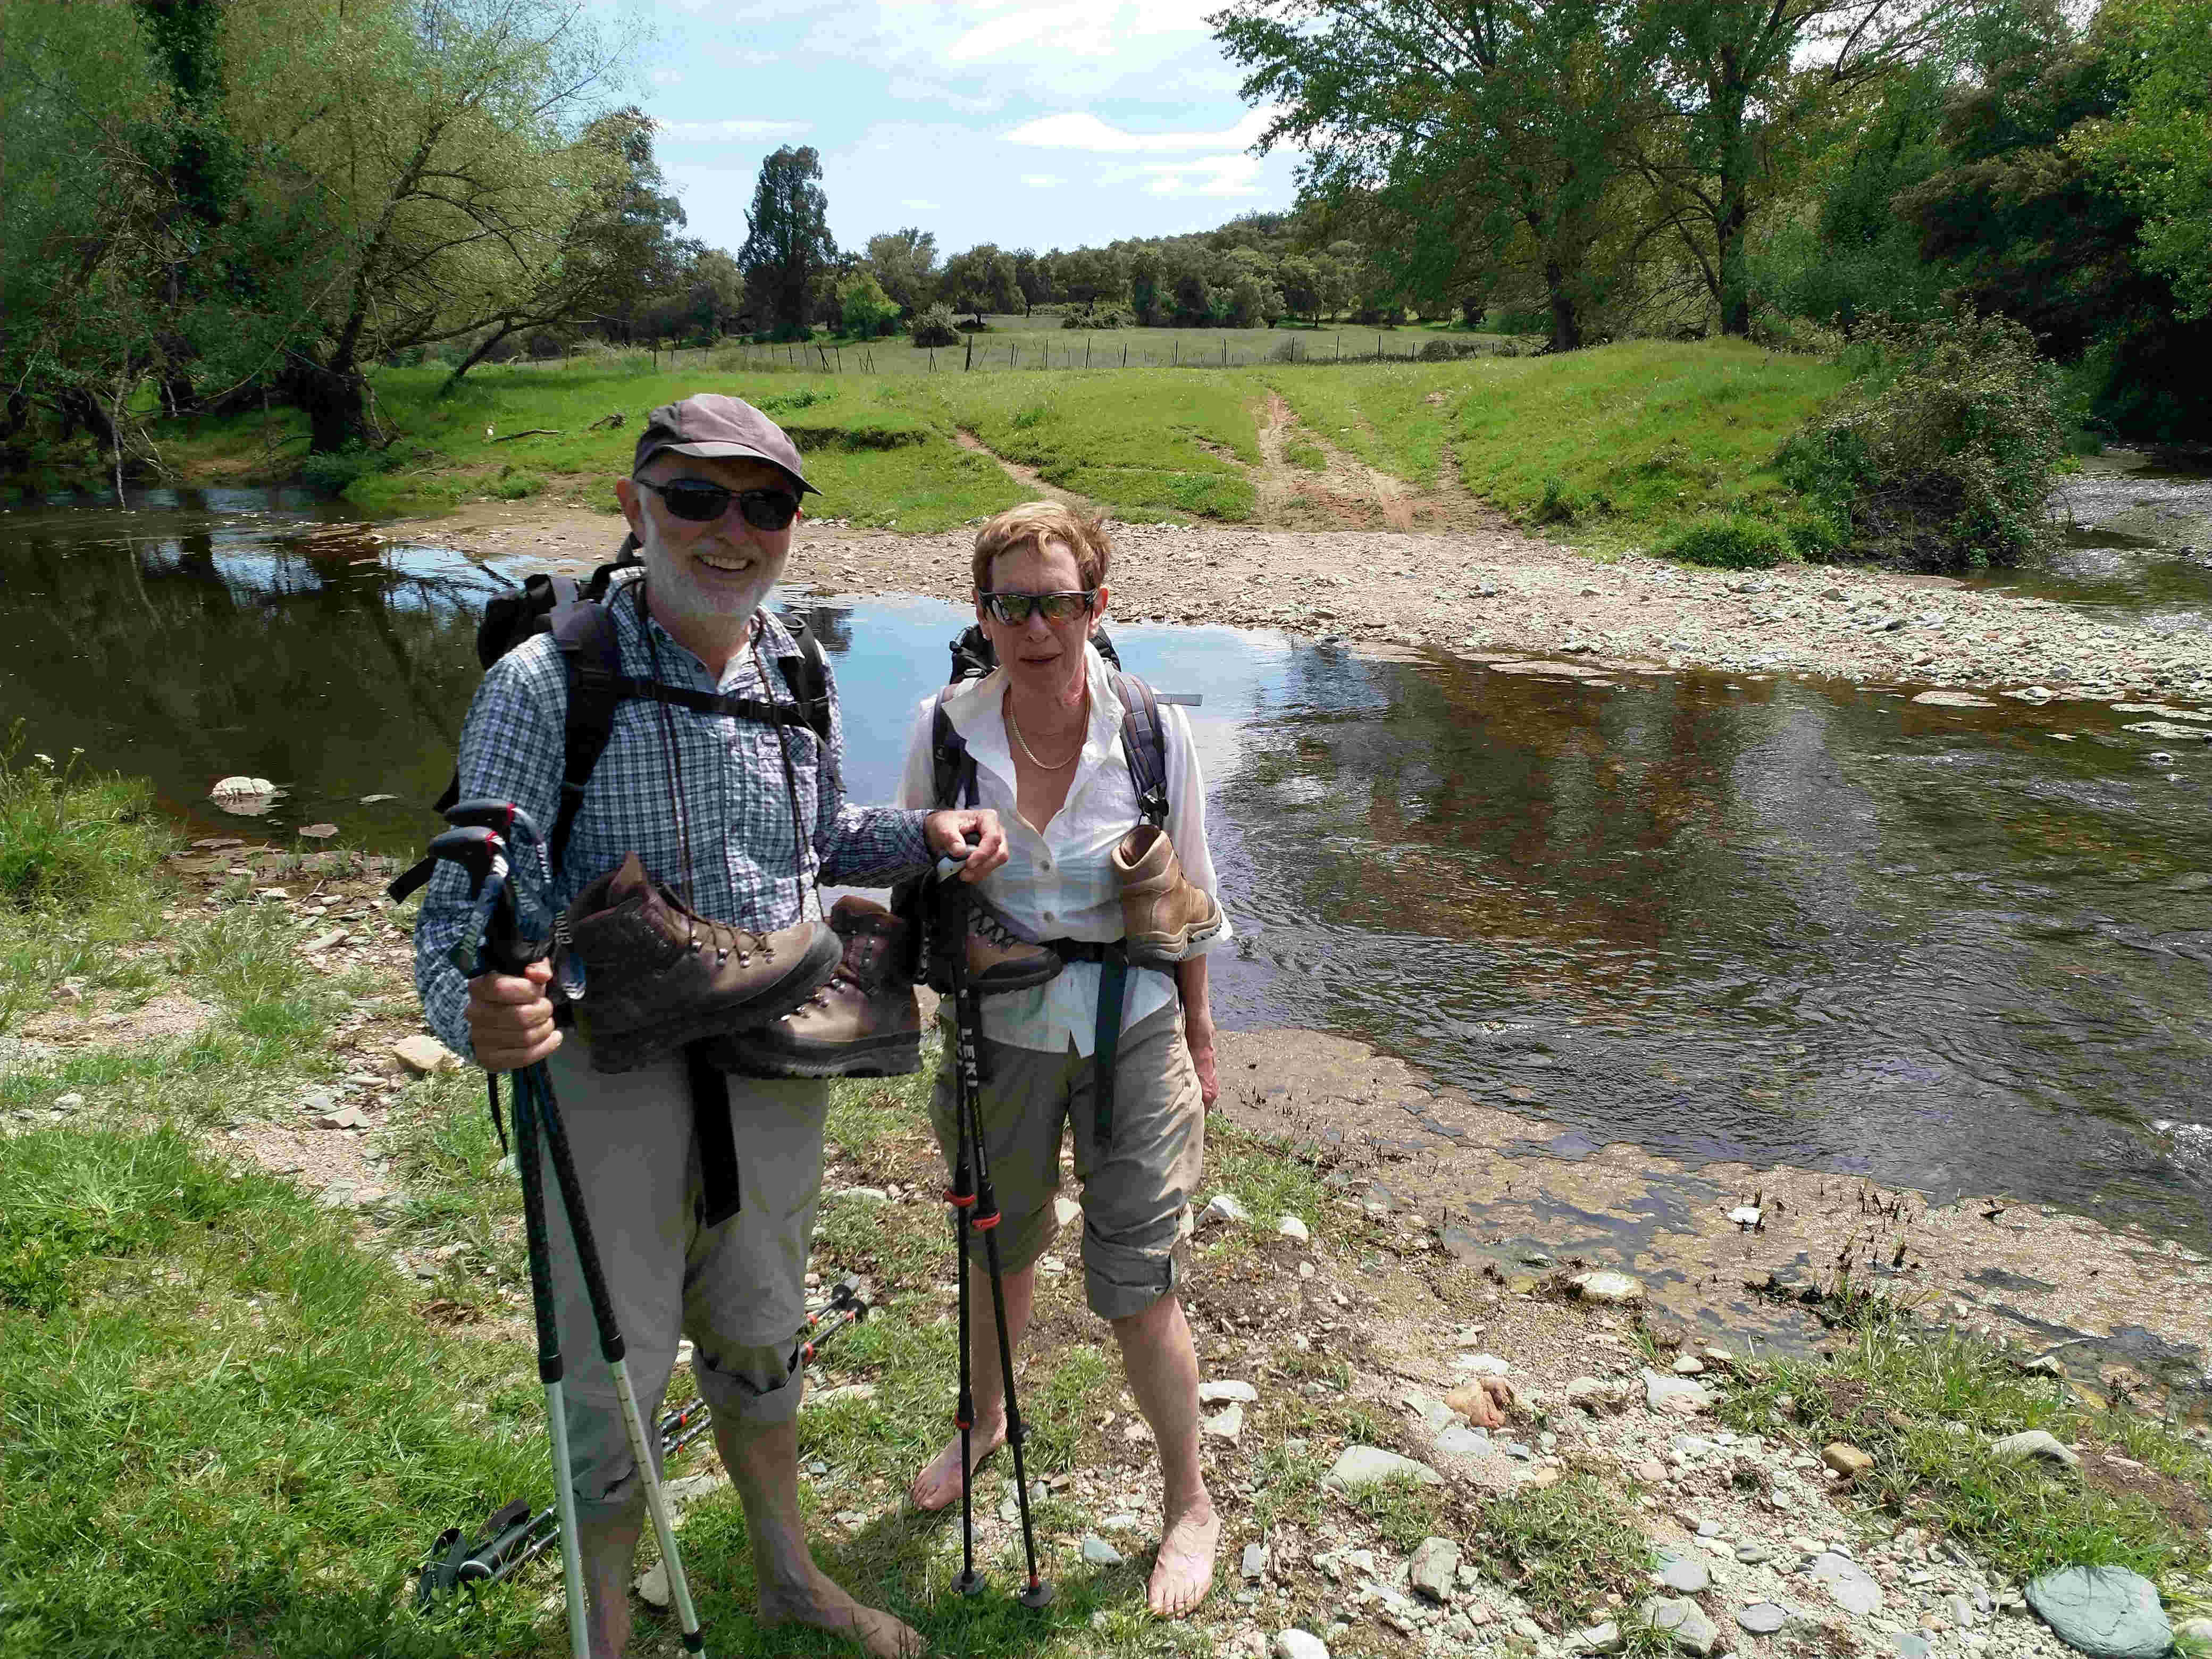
xmin=615 ymin=0 xmax=1303 ymax=258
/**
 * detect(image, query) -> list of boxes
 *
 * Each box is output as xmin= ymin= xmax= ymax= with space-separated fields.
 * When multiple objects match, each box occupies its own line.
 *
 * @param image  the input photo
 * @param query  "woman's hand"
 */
xmin=923 ymin=807 xmax=1008 ymax=880
xmin=1177 ymin=954 xmax=1218 ymax=1106
xmin=1187 ymin=1023 xmax=1219 ymax=1108
xmin=465 ymin=958 xmax=562 ymax=1071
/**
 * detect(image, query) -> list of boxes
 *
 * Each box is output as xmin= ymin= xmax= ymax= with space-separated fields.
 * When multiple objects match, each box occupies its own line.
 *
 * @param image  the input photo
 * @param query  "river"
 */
xmin=3 ymin=487 xmax=2206 ymax=1268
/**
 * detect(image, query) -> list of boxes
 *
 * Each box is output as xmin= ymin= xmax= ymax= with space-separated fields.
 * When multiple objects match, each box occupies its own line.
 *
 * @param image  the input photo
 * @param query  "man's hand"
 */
xmin=466 ymin=958 xmax=562 ymax=1072
xmin=923 ymin=808 xmax=1008 ymax=881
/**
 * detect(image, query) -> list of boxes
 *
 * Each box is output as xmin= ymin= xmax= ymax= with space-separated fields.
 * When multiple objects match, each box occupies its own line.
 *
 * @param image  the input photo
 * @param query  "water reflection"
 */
xmin=3 ymin=495 xmax=2206 ymax=1251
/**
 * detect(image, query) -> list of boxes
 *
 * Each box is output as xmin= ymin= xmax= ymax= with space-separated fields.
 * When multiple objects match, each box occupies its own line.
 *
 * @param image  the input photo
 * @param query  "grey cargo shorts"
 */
xmin=928 ymin=1000 xmax=1204 ymax=1320
xmin=538 ymin=1040 xmax=827 ymax=1521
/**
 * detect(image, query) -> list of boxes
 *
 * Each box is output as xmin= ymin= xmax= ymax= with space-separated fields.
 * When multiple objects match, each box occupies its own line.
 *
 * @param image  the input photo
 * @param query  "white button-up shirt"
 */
xmin=896 ymin=643 xmax=1229 ymax=1054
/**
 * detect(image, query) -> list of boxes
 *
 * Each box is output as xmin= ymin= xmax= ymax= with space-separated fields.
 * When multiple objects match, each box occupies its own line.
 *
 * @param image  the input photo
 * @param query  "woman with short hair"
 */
xmin=897 ymin=500 xmax=1228 ymax=1618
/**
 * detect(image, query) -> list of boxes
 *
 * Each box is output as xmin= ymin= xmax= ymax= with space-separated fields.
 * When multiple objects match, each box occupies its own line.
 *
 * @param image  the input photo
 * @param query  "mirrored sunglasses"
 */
xmin=982 ymin=589 xmax=1097 ymax=625
xmin=637 ymin=478 xmax=800 ymax=530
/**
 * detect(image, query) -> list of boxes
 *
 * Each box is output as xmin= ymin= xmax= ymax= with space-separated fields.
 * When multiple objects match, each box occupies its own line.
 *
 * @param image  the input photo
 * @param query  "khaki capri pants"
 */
xmin=538 ymin=1040 xmax=827 ymax=1522
xmin=929 ymin=1000 xmax=1205 ymax=1321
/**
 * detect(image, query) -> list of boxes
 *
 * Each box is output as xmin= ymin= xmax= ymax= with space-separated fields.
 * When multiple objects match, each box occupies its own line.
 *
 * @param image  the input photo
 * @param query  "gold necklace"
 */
xmin=1006 ymin=687 xmax=1085 ymax=771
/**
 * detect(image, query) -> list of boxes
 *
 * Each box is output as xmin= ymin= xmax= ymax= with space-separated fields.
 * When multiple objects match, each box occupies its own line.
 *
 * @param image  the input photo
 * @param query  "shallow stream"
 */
xmin=4 ymin=489 xmax=2206 ymax=1266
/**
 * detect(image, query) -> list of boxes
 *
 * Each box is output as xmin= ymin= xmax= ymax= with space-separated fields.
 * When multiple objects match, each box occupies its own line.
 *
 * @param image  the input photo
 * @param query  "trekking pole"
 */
xmin=435 ymin=803 xmax=708 ymax=1655
xmin=940 ymin=941 xmax=984 ymax=1598
xmin=936 ymin=857 xmax=1055 ymax=1611
xmin=424 ymin=825 xmax=590 ymax=1659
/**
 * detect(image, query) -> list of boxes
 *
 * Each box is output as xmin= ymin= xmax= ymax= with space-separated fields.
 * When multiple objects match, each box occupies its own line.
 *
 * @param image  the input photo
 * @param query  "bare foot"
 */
xmin=1445 ymin=1375 xmax=1515 ymax=1428
xmin=759 ymin=1560 xmax=924 ymax=1658
xmin=907 ymin=1417 xmax=1006 ymax=1512
xmin=1146 ymin=1501 xmax=1220 ymax=1619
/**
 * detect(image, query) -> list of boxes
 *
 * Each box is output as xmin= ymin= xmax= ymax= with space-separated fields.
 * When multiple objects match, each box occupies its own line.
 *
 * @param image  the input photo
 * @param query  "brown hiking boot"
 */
xmin=1112 ymin=824 xmax=1223 ymax=968
xmin=938 ymin=885 xmax=1062 ymax=995
xmin=718 ymin=896 xmax=923 ymax=1078
xmin=563 ymin=853 xmax=842 ymax=1074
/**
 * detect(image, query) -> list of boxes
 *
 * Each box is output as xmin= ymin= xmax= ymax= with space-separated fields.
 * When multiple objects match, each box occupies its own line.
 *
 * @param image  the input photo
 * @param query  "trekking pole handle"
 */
xmin=424 ymin=826 xmax=539 ymax=978
xmin=445 ymin=800 xmax=557 ymax=969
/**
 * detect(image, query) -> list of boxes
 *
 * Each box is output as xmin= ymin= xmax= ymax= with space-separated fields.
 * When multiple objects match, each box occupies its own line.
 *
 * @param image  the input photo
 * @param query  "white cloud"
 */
xmin=1132 ymin=153 xmax=1266 ymax=197
xmin=946 ymin=4 xmax=1101 ymax=63
xmin=1019 ymin=173 xmax=1066 ymax=187
xmin=1004 ymin=107 xmax=1279 ymax=154
xmin=650 ymin=69 xmax=684 ymax=85
xmin=657 ymin=119 xmax=811 ymax=143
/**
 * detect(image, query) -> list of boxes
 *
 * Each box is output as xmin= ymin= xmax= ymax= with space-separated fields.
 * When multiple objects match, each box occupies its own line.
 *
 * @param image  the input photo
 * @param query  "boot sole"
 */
xmin=580 ymin=926 xmax=846 ymax=1074
xmin=719 ymin=1029 xmax=923 ymax=1079
xmin=1124 ymin=909 xmax=1226 ymax=968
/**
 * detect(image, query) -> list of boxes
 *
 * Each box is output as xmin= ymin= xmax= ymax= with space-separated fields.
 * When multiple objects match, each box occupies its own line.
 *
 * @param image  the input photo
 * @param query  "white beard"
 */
xmin=635 ymin=507 xmax=777 ymax=634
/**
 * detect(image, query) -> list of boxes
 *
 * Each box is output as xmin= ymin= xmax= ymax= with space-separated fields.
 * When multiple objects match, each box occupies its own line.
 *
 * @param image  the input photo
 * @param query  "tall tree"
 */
xmin=438 ymin=106 xmax=690 ymax=387
xmin=864 ymin=227 xmax=937 ymax=315
xmin=1213 ymin=0 xmax=1656 ymax=352
xmin=739 ymin=145 xmax=836 ymax=337
xmin=1633 ymin=0 xmax=1959 ymax=335
xmin=218 ymin=0 xmax=630 ymax=448
xmin=940 ymin=244 xmax=1020 ymax=323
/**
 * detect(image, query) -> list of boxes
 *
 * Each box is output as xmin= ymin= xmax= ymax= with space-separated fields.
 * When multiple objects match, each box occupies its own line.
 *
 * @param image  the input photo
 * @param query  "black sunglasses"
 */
xmin=981 ymin=589 xmax=1097 ymax=625
xmin=636 ymin=477 xmax=800 ymax=530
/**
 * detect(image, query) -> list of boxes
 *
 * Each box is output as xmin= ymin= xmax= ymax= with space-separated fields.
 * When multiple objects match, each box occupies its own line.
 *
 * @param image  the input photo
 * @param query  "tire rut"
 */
xmin=952 ymin=428 xmax=1094 ymax=510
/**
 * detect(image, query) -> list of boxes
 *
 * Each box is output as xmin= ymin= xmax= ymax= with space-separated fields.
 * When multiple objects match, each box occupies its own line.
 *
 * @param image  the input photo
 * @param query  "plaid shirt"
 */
xmin=414 ymin=570 xmax=931 ymax=1059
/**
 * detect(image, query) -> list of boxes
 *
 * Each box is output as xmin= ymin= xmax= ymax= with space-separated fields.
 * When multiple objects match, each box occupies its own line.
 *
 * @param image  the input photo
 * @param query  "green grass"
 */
xmin=1718 ymin=1317 xmax=2212 ymax=1582
xmin=0 ymin=1125 xmax=546 ymax=1658
xmin=1449 ymin=340 xmax=1851 ymax=551
xmin=149 ymin=340 xmax=1849 ymax=549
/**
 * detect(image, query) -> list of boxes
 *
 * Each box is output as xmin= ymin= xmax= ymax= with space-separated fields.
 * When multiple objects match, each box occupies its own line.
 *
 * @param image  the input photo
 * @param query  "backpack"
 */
xmin=388 ymin=549 xmax=832 ymax=903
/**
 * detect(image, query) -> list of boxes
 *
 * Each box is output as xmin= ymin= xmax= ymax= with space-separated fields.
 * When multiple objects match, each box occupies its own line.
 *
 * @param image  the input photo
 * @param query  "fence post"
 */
xmin=1222 ymin=338 xmax=1228 ymax=367
xmin=1085 ymin=335 xmax=1091 ymax=368
xmin=929 ymin=347 xmax=936 ymax=372
xmin=1173 ymin=339 xmax=1179 ymax=366
xmin=1336 ymin=333 xmax=1342 ymax=362
xmin=1122 ymin=342 xmax=1127 ymax=366
xmin=963 ymin=336 xmax=973 ymax=372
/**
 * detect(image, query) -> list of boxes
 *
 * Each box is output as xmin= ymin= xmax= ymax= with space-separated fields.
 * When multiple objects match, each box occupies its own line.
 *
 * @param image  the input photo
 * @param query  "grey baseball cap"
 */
xmin=631 ymin=393 xmax=818 ymax=495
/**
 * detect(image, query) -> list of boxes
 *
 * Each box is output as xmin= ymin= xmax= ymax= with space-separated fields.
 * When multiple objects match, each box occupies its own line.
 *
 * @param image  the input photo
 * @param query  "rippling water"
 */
xmin=4 ymin=489 xmax=2207 ymax=1248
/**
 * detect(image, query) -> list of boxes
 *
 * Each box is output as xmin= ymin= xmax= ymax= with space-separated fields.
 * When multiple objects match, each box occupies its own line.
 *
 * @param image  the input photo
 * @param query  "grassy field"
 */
xmin=148 ymin=339 xmax=1849 ymax=548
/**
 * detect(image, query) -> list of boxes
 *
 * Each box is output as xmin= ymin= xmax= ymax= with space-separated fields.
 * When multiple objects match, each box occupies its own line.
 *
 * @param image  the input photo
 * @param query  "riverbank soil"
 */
xmin=5 ymin=839 xmax=2209 ymax=1657
xmin=410 ymin=498 xmax=2212 ymax=698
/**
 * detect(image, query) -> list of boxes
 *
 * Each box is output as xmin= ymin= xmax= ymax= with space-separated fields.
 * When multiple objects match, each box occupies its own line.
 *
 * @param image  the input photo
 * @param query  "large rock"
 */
xmin=2024 ymin=1566 xmax=2173 ymax=1659
xmin=1822 ymin=1441 xmax=1875 ymax=1481
xmin=1324 ymin=1445 xmax=1443 ymax=1494
xmin=1809 ymin=1552 xmax=1883 ymax=1616
xmin=1273 ymin=1633 xmax=1330 ymax=1659
xmin=1643 ymin=1368 xmax=1713 ymax=1415
xmin=1737 ymin=1603 xmax=1787 ymax=1635
xmin=1201 ymin=1379 xmax=1259 ymax=1404
xmin=393 ymin=1034 xmax=460 ymax=1074
xmin=1641 ymin=1596 xmax=1722 ymax=1655
xmin=1410 ymin=1536 xmax=1462 ymax=1602
xmin=1656 ymin=1550 xmax=1711 ymax=1594
xmin=1992 ymin=1429 xmax=2080 ymax=1470
xmin=1570 ymin=1269 xmax=1645 ymax=1305
xmin=1082 ymin=1534 xmax=1124 ymax=1566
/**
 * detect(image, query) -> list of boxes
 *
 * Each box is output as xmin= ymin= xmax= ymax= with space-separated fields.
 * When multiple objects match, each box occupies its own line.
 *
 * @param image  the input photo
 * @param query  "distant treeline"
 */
xmin=4 ymin=0 xmax=2205 ymax=469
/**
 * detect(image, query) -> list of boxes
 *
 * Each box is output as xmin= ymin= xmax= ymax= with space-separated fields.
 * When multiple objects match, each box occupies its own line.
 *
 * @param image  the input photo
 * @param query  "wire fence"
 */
xmin=495 ymin=329 xmax=1532 ymax=381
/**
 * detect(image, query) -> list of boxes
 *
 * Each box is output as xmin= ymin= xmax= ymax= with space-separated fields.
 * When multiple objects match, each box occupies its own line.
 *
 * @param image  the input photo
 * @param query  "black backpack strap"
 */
xmin=771 ymin=612 xmax=834 ymax=739
xmin=1111 ymin=670 xmax=1170 ymax=828
xmin=931 ymin=689 xmax=977 ymax=809
xmin=550 ymin=597 xmax=624 ymax=878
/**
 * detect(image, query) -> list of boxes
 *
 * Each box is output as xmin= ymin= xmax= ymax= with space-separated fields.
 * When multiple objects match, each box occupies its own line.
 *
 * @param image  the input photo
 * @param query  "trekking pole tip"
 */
xmin=1019 ymin=1577 xmax=1056 ymax=1610
xmin=955 ymin=1568 xmax=987 ymax=1597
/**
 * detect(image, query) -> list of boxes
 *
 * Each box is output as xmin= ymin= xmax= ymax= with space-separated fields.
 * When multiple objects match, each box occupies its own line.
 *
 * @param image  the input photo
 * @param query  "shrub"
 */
xmin=296 ymin=440 xmax=394 ymax=496
xmin=0 ymin=726 xmax=169 ymax=908
xmin=1664 ymin=514 xmax=1793 ymax=569
xmin=1060 ymin=304 xmax=1133 ymax=330
xmin=1779 ymin=309 xmax=2066 ymax=571
xmin=910 ymin=304 xmax=961 ymax=348
xmin=492 ymin=470 xmax=544 ymax=500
